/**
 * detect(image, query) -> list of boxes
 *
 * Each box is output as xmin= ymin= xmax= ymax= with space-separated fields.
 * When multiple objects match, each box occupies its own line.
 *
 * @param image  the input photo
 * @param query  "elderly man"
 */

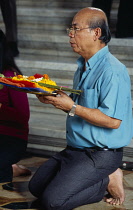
xmin=29 ymin=7 xmax=132 ymax=209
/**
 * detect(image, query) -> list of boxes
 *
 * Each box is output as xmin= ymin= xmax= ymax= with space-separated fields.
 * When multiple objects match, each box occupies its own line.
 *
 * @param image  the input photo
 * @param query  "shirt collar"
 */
xmin=89 ymin=46 xmax=109 ymax=69
xmin=77 ymin=57 xmax=91 ymax=74
xmin=77 ymin=46 xmax=109 ymax=71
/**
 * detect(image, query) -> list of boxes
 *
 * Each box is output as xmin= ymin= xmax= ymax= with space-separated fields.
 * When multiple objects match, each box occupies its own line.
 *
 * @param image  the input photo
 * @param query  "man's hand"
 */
xmin=36 ymin=91 xmax=74 ymax=112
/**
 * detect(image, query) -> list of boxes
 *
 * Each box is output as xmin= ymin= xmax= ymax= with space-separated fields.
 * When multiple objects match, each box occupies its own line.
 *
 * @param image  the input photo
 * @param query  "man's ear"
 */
xmin=93 ymin=28 xmax=102 ymax=41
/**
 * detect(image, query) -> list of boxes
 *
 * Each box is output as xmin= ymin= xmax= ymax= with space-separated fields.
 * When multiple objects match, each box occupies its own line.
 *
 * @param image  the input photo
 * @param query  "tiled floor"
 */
xmin=0 ymin=155 xmax=133 ymax=210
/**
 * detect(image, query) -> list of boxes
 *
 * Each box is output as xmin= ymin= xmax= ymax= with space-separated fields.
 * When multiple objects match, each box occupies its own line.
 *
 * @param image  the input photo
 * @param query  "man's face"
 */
xmin=68 ymin=12 xmax=95 ymax=56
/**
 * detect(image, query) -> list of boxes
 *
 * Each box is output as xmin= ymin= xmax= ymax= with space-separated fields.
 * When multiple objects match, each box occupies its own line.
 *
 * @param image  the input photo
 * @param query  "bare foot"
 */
xmin=104 ymin=168 xmax=125 ymax=205
xmin=12 ymin=164 xmax=31 ymax=177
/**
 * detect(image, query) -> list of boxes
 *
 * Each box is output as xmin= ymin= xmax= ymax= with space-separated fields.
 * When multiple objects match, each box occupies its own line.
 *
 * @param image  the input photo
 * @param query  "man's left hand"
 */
xmin=36 ymin=91 xmax=74 ymax=112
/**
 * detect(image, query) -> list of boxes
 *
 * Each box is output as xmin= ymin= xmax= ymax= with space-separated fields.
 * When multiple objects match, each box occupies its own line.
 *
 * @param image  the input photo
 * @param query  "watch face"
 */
xmin=69 ymin=112 xmax=74 ymax=117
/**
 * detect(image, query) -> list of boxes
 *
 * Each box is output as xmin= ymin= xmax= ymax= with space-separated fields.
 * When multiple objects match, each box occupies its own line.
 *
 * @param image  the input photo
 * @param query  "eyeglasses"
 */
xmin=66 ymin=27 xmax=92 ymax=35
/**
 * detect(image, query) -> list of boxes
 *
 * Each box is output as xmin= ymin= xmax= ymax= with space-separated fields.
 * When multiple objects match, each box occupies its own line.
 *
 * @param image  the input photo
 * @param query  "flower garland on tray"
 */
xmin=0 ymin=73 xmax=82 ymax=95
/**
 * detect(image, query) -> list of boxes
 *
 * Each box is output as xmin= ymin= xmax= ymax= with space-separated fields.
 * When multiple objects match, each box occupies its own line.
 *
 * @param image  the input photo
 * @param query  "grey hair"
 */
xmin=89 ymin=18 xmax=111 ymax=44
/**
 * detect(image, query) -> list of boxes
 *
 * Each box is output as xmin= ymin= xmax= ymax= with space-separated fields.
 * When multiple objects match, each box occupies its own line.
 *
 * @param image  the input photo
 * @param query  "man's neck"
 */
xmin=84 ymin=44 xmax=106 ymax=62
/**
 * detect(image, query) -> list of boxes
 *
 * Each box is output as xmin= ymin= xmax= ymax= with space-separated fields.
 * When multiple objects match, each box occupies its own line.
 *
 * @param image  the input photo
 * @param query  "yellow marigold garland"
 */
xmin=12 ymin=74 xmax=57 ymax=92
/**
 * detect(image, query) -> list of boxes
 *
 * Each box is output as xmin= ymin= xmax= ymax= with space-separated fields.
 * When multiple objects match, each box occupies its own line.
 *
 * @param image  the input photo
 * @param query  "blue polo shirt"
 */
xmin=66 ymin=46 xmax=133 ymax=149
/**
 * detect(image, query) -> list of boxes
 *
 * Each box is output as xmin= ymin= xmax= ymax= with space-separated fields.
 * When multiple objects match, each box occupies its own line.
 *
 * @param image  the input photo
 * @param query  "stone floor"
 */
xmin=0 ymin=155 xmax=133 ymax=210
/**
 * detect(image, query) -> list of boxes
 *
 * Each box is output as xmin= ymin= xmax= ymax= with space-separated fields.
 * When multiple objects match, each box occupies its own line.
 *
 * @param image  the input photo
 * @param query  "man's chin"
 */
xmin=72 ymin=47 xmax=79 ymax=53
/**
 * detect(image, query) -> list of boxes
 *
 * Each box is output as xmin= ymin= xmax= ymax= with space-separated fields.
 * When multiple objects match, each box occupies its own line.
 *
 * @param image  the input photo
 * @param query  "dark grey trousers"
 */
xmin=29 ymin=146 xmax=123 ymax=210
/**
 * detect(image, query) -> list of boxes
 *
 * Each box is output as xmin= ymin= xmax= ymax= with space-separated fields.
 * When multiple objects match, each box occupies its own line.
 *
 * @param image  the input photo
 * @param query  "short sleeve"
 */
xmin=98 ymin=68 xmax=130 ymax=120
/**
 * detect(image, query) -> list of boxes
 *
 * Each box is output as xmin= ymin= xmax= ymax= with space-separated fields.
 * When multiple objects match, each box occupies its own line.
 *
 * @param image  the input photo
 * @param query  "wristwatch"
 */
xmin=68 ymin=102 xmax=77 ymax=116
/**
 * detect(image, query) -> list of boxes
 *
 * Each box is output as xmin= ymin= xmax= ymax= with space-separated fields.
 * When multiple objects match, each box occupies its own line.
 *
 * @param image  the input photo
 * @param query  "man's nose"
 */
xmin=69 ymin=30 xmax=75 ymax=37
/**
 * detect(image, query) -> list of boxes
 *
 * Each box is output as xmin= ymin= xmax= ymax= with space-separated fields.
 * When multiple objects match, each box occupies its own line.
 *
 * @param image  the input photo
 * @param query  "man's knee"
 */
xmin=28 ymin=178 xmax=40 ymax=198
xmin=28 ymin=179 xmax=35 ymax=196
xmin=41 ymin=190 xmax=65 ymax=210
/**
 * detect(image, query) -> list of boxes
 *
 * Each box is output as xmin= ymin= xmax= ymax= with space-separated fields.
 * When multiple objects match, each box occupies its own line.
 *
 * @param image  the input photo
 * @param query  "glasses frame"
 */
xmin=66 ymin=27 xmax=93 ymax=35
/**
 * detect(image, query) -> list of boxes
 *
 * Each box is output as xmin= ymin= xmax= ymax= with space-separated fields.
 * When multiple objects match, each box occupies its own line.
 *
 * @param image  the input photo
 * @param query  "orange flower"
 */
xmin=43 ymin=74 xmax=50 ymax=79
xmin=17 ymin=75 xmax=23 ymax=79
xmin=28 ymin=76 xmax=35 ymax=80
